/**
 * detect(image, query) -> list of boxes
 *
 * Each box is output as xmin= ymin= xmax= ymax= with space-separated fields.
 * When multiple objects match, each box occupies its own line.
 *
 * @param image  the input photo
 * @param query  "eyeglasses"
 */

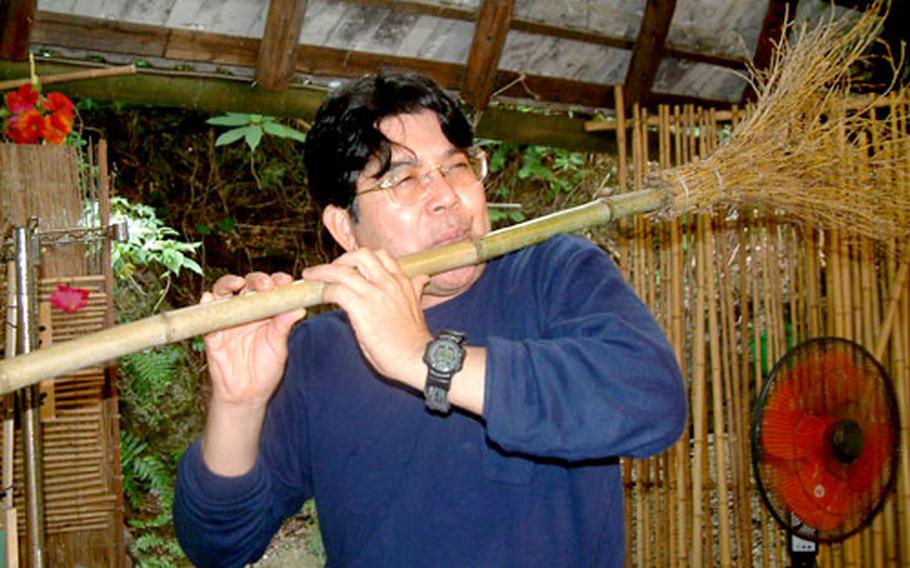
xmin=354 ymin=147 xmax=487 ymax=207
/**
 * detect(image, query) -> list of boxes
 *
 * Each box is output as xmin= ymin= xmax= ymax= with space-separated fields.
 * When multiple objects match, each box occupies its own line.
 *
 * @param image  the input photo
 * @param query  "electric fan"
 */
xmin=750 ymin=337 xmax=900 ymax=555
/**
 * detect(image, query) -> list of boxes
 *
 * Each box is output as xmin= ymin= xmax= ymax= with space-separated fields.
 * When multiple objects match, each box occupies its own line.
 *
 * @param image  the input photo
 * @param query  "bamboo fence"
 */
xmin=615 ymin=87 xmax=910 ymax=567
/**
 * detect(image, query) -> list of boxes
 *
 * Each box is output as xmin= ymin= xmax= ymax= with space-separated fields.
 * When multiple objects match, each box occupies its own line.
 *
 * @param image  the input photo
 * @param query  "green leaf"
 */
xmin=262 ymin=121 xmax=307 ymax=142
xmin=206 ymin=113 xmax=252 ymax=127
xmin=244 ymin=125 xmax=264 ymax=152
xmin=216 ymin=217 xmax=236 ymax=232
xmin=214 ymin=126 xmax=251 ymax=146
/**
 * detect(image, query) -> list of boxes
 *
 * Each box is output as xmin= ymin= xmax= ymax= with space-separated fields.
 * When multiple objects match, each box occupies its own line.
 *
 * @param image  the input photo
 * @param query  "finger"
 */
xmin=270 ymin=271 xmax=295 ymax=286
xmin=272 ymin=308 xmax=307 ymax=334
xmin=411 ymin=274 xmax=431 ymax=298
xmin=374 ymin=249 xmax=420 ymax=298
xmin=374 ymin=249 xmax=404 ymax=277
xmin=200 ymin=291 xmax=216 ymax=304
xmin=245 ymin=271 xmax=275 ymax=292
xmin=212 ymin=274 xmax=246 ymax=297
xmin=304 ymin=261 xmax=374 ymax=295
xmin=339 ymin=249 xmax=402 ymax=291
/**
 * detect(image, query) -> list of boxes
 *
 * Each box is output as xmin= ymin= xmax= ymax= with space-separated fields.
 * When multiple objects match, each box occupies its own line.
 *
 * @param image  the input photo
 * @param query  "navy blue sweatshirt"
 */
xmin=175 ymin=235 xmax=687 ymax=567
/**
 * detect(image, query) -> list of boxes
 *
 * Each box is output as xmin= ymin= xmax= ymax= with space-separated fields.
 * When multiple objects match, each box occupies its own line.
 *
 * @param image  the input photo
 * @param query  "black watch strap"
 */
xmin=423 ymin=330 xmax=466 ymax=414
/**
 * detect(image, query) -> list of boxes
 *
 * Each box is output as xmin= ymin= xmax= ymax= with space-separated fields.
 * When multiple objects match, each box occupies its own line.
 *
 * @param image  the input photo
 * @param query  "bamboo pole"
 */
xmin=671 ymin=105 xmax=689 ymax=568
xmin=0 ymin=64 xmax=137 ymax=91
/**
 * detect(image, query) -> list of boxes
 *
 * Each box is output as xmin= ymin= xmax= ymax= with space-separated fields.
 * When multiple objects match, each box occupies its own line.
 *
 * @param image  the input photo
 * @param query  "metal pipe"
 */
xmin=13 ymin=226 xmax=45 ymax=568
xmin=4 ymin=261 xmax=17 ymax=511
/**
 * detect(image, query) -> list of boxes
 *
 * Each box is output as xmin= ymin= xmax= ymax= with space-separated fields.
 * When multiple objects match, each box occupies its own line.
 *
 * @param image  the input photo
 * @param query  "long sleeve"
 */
xmin=481 ymin=235 xmax=687 ymax=461
xmin=173 ymin=350 xmax=313 ymax=567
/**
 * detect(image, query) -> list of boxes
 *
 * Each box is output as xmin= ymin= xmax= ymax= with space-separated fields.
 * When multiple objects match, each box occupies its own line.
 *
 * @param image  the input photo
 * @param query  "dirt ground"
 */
xmin=251 ymin=513 xmax=324 ymax=568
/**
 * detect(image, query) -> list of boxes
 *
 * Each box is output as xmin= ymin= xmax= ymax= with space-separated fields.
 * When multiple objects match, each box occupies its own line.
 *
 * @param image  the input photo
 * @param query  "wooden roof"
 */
xmin=1 ymin=0 xmax=905 ymax=151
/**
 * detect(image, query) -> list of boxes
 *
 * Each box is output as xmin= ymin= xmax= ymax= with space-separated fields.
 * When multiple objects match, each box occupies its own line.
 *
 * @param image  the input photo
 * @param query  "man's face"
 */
xmin=348 ymin=110 xmax=491 ymax=307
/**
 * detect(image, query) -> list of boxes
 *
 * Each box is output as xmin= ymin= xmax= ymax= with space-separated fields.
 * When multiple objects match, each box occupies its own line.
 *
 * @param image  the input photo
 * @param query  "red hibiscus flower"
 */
xmin=5 ymin=84 xmax=39 ymax=114
xmin=40 ymin=92 xmax=75 ymax=120
xmin=49 ymin=285 xmax=90 ymax=313
xmin=41 ymin=111 xmax=73 ymax=144
xmin=4 ymin=109 xmax=43 ymax=144
xmin=2 ymin=85 xmax=76 ymax=144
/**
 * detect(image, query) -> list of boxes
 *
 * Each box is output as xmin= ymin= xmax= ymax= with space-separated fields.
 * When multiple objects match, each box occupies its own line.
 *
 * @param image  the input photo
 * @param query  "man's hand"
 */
xmin=302 ymin=249 xmax=432 ymax=389
xmin=200 ymin=271 xmax=306 ymax=476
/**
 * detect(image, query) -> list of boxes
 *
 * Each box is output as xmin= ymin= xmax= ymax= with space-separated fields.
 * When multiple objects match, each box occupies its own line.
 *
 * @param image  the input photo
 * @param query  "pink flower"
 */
xmin=50 ymin=285 xmax=90 ymax=313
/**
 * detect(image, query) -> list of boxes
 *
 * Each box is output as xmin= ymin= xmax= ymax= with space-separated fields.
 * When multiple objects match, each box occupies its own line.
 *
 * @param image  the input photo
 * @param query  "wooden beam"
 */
xmin=28 ymin=11 xmax=733 ymax=112
xmin=33 ymin=11 xmax=168 ymax=57
xmin=744 ymin=0 xmax=798 ymax=102
xmin=0 ymin=59 xmax=619 ymax=153
xmin=0 ymin=0 xmax=36 ymax=61
xmin=623 ymin=0 xmax=677 ymax=109
xmin=461 ymin=0 xmax=515 ymax=111
xmin=255 ymin=0 xmax=308 ymax=91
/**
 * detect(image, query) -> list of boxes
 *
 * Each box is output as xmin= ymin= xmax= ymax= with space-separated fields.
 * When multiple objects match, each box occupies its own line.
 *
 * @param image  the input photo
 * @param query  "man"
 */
xmin=174 ymin=72 xmax=686 ymax=567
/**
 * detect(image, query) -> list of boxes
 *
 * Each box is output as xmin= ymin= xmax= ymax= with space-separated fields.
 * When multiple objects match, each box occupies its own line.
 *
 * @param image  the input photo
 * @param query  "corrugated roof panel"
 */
xmin=502 ymin=31 xmax=629 ymax=84
xmin=653 ymin=57 xmax=746 ymax=102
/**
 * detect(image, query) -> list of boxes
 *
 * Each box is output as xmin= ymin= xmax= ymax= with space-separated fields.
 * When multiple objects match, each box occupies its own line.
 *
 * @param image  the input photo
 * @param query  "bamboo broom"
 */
xmin=0 ymin=0 xmax=906 ymax=394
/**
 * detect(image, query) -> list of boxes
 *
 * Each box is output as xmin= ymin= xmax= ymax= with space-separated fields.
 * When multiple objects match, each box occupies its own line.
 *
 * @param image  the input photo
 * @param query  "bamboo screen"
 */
xmin=0 ymin=142 xmax=123 ymax=566
xmin=614 ymin=91 xmax=910 ymax=567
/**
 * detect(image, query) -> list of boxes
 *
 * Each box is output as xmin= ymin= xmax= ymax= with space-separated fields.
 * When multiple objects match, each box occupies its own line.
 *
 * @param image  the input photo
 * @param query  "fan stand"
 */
xmin=751 ymin=337 xmax=900 ymax=566
xmin=789 ymin=524 xmax=818 ymax=568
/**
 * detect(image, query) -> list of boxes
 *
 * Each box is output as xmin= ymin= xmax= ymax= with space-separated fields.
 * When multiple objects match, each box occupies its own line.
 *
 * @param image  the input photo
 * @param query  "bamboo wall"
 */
xmin=0 ymin=143 xmax=124 ymax=566
xmin=615 ymin=90 xmax=910 ymax=567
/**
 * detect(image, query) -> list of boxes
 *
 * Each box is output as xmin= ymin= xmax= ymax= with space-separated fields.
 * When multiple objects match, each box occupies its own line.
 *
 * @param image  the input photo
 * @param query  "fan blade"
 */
xmin=772 ymin=461 xmax=844 ymax=531
xmin=848 ymin=422 xmax=895 ymax=493
xmin=762 ymin=410 xmax=832 ymax=460
xmin=799 ymin=458 xmax=850 ymax=516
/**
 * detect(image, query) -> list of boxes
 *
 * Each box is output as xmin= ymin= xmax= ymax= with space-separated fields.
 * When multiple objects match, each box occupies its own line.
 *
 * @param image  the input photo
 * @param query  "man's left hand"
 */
xmin=302 ymin=249 xmax=432 ymax=388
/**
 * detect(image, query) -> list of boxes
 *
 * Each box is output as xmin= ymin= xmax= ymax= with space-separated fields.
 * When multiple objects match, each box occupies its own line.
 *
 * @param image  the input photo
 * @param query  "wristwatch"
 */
xmin=422 ymin=330 xmax=467 ymax=414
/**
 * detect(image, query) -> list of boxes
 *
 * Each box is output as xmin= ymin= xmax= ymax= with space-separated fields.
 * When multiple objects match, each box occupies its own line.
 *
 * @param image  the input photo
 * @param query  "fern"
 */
xmin=120 ymin=347 xmax=180 ymax=428
xmin=121 ymin=431 xmax=186 ymax=565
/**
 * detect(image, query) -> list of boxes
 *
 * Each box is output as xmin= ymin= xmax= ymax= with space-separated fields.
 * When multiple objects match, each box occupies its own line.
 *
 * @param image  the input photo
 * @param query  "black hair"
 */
xmin=303 ymin=72 xmax=474 ymax=210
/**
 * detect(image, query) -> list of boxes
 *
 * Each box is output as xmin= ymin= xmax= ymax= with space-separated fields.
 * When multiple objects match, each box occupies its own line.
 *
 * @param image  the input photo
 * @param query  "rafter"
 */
xmin=0 ymin=0 xmax=36 ymax=61
xmin=255 ymin=0 xmax=308 ymax=91
xmin=461 ymin=0 xmax=515 ymax=111
xmin=623 ymin=0 xmax=677 ymax=109
xmin=744 ymin=0 xmax=798 ymax=102
xmin=30 ymin=11 xmax=733 ymax=113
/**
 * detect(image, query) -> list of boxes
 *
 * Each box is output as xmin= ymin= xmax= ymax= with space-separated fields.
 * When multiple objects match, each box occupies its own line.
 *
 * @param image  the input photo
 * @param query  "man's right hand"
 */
xmin=200 ymin=271 xmax=306 ymax=476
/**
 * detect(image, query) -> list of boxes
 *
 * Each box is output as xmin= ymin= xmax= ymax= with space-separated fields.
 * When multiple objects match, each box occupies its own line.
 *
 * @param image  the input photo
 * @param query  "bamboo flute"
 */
xmin=0 ymin=188 xmax=668 ymax=394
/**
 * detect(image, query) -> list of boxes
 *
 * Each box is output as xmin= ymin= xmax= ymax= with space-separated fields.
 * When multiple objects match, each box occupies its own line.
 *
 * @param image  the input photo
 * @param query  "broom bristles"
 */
xmin=654 ymin=0 xmax=908 ymax=243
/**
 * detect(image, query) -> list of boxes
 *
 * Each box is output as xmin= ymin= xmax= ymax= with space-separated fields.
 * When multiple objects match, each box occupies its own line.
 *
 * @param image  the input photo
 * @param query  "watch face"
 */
xmin=429 ymin=340 xmax=462 ymax=373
